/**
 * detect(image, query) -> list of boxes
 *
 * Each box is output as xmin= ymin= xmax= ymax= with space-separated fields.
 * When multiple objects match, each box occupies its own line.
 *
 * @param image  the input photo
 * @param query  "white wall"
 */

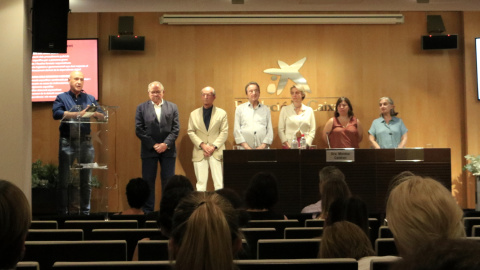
xmin=0 ymin=0 xmax=32 ymax=202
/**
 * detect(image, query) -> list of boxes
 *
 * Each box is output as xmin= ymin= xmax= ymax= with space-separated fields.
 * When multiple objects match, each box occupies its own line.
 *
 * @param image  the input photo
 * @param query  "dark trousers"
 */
xmin=57 ymin=137 xmax=94 ymax=215
xmin=141 ymin=155 xmax=176 ymax=213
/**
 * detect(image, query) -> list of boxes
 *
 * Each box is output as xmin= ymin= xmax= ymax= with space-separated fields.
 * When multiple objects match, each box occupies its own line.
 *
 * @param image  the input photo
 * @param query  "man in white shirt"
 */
xmin=135 ymin=81 xmax=180 ymax=212
xmin=234 ymin=82 xmax=273 ymax=149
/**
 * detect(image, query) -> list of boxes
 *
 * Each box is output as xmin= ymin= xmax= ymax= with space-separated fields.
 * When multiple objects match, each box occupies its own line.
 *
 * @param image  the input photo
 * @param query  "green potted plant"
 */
xmin=463 ymin=155 xmax=480 ymax=176
xmin=32 ymin=160 xmax=59 ymax=215
xmin=464 ymin=155 xmax=480 ymax=211
xmin=32 ymin=159 xmax=58 ymax=188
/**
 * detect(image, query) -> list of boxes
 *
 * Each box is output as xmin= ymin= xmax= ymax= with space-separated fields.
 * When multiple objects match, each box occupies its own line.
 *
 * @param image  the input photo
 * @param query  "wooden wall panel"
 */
xmin=33 ymin=11 xmax=470 ymax=212
xmin=463 ymin=12 xmax=480 ymax=209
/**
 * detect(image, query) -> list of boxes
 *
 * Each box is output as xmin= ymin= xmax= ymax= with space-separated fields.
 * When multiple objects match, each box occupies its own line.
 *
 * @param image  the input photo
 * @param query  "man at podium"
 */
xmin=52 ymin=70 xmax=102 ymax=215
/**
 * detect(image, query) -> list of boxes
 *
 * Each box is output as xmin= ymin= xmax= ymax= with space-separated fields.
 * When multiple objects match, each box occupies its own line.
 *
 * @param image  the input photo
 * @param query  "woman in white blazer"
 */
xmin=278 ymin=85 xmax=316 ymax=148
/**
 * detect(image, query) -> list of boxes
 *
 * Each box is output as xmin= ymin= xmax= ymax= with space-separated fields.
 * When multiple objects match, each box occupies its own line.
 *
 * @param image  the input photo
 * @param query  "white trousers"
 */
xmin=193 ymin=157 xmax=223 ymax=191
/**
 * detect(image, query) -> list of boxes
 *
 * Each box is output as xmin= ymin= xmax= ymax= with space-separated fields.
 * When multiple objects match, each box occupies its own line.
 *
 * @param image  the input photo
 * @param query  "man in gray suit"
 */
xmin=135 ymin=81 xmax=179 ymax=213
xmin=187 ymin=86 xmax=228 ymax=191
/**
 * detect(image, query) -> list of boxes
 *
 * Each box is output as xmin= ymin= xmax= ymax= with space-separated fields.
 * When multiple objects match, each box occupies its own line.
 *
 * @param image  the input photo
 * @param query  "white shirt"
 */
xmin=278 ymin=103 xmax=316 ymax=146
xmin=234 ymin=101 xmax=273 ymax=148
xmin=152 ymin=99 xmax=163 ymax=122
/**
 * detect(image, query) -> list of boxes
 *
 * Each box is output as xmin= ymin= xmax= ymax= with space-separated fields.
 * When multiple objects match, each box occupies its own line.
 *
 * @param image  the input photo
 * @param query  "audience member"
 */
xmin=169 ymin=192 xmax=242 ymax=270
xmin=144 ymin=174 xmax=194 ymax=220
xmin=319 ymin=221 xmax=374 ymax=260
xmin=319 ymin=176 xmax=351 ymax=219
xmin=217 ymin=188 xmax=249 ymax=227
xmin=118 ymin=178 xmax=150 ymax=215
xmin=244 ymin=172 xmax=286 ymax=220
xmin=391 ymin=238 xmax=480 ymax=270
xmin=386 ymin=170 xmax=415 ymax=198
xmin=326 ymin=197 xmax=369 ymax=236
xmin=157 ymin=179 xmax=194 ymax=238
xmin=301 ymin=166 xmax=347 ymax=218
xmin=163 ymin=175 xmax=195 ymax=193
xmin=132 ymin=175 xmax=194 ymax=260
xmin=386 ymin=175 xmax=465 ymax=257
xmin=0 ymin=179 xmax=31 ymax=269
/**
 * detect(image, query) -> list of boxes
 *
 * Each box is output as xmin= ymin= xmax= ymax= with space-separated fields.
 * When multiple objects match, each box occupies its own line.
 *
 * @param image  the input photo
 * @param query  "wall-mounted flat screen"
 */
xmin=32 ymin=39 xmax=99 ymax=102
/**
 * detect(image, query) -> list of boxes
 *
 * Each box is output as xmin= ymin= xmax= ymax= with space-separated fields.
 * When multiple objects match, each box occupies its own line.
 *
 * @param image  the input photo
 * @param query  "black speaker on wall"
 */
xmin=32 ymin=0 xmax=69 ymax=53
xmin=422 ymin=35 xmax=458 ymax=50
xmin=109 ymin=35 xmax=145 ymax=51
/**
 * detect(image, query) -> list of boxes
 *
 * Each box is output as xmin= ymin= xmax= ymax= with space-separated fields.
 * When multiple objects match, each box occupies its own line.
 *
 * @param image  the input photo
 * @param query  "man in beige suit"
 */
xmin=187 ymin=86 xmax=229 ymax=191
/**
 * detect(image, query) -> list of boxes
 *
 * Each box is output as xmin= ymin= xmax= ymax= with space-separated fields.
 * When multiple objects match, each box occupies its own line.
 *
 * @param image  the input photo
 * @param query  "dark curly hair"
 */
xmin=126 ymin=178 xmax=150 ymax=209
xmin=244 ymin=172 xmax=279 ymax=210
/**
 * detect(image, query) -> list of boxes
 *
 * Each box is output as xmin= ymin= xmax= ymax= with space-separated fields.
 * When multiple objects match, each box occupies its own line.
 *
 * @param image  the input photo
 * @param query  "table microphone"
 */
xmin=326 ymin=132 xmax=331 ymax=149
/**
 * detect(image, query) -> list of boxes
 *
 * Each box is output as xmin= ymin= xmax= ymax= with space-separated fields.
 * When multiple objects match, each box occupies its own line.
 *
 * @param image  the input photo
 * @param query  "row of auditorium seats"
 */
xmin=28 ymin=217 xmax=480 ymax=242
xmin=50 ymin=258 xmax=362 ymax=270
xmin=24 ymin=236 xmax=480 ymax=269
xmin=31 ymin=219 xmax=159 ymax=230
xmin=26 ymin=228 xmax=165 ymax=261
xmin=31 ymin=216 xmax=480 ymax=238
xmin=22 ymin=237 xmax=398 ymax=269
xmin=21 ymin=257 xmax=402 ymax=270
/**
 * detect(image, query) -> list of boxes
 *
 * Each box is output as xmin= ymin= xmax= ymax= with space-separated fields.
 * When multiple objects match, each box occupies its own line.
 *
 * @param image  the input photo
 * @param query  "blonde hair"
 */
xmin=386 ymin=176 xmax=465 ymax=256
xmin=290 ymin=85 xmax=306 ymax=100
xmin=319 ymin=221 xmax=375 ymax=260
xmin=170 ymin=192 xmax=240 ymax=270
xmin=0 ymin=180 xmax=31 ymax=269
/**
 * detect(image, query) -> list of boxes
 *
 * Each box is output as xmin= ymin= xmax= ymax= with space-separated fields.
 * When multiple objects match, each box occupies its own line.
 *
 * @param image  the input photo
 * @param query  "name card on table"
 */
xmin=326 ymin=149 xmax=355 ymax=162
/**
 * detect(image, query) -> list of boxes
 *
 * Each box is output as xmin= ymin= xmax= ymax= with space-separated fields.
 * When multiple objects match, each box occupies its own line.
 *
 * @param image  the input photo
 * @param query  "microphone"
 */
xmin=326 ymin=132 xmax=331 ymax=149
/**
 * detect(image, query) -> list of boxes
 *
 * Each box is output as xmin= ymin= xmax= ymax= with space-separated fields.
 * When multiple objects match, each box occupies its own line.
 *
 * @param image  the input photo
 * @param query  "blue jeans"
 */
xmin=141 ymin=155 xmax=176 ymax=213
xmin=57 ymin=137 xmax=95 ymax=215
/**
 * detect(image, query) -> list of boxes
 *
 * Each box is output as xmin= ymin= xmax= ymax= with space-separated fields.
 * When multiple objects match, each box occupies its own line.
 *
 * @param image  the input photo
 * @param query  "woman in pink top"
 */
xmin=323 ymin=97 xmax=363 ymax=148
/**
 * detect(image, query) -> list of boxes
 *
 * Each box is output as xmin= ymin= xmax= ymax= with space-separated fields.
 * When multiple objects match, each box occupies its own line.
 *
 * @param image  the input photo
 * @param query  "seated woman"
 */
xmin=119 ymin=177 xmax=150 ymax=215
xmin=319 ymin=177 xmax=351 ymax=219
xmin=169 ymin=192 xmax=242 ymax=270
xmin=244 ymin=171 xmax=286 ymax=220
xmin=132 ymin=175 xmax=194 ymax=260
xmin=323 ymin=97 xmax=363 ymax=148
xmin=386 ymin=175 xmax=465 ymax=257
xmin=326 ymin=197 xmax=369 ymax=236
xmin=319 ymin=221 xmax=374 ymax=260
xmin=157 ymin=175 xmax=195 ymax=235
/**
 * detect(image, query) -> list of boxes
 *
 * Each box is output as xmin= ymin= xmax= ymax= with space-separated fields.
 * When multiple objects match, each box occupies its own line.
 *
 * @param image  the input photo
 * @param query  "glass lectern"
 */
xmin=61 ymin=104 xmax=118 ymax=218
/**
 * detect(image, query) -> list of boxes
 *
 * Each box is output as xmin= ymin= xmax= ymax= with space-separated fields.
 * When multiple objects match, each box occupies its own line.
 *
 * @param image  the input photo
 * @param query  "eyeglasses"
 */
xmin=202 ymin=93 xmax=214 ymax=97
xmin=149 ymin=91 xmax=162 ymax=95
xmin=247 ymin=90 xmax=260 ymax=94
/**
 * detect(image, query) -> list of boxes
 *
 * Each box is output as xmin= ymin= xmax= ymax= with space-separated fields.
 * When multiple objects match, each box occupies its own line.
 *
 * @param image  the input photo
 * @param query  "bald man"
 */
xmin=187 ymin=86 xmax=228 ymax=191
xmin=52 ymin=71 xmax=103 ymax=215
